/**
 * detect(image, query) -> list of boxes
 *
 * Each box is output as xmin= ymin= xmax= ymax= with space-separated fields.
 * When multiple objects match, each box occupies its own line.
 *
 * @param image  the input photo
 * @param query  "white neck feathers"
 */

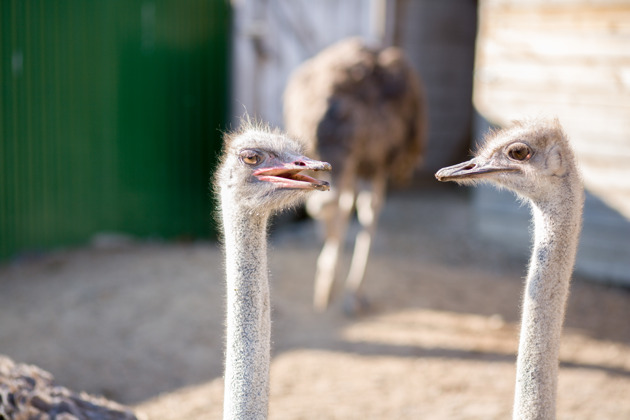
xmin=514 ymin=180 xmax=583 ymax=419
xmin=220 ymin=192 xmax=271 ymax=420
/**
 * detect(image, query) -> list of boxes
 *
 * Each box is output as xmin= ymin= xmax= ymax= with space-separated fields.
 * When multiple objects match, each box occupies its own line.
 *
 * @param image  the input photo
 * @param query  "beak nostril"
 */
xmin=294 ymin=161 xmax=306 ymax=167
xmin=463 ymin=163 xmax=476 ymax=170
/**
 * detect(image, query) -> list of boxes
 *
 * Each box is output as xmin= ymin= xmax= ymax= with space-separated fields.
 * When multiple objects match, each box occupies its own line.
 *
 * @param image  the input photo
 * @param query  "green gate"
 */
xmin=1 ymin=0 xmax=230 ymax=260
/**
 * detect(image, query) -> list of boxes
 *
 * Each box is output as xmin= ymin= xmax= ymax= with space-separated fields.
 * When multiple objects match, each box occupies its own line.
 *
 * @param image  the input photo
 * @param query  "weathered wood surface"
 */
xmin=231 ymin=0 xmax=377 ymax=129
xmin=474 ymin=0 xmax=630 ymax=284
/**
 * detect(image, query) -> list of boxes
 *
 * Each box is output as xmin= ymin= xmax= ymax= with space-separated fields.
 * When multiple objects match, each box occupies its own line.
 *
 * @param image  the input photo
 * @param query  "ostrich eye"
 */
xmin=507 ymin=143 xmax=532 ymax=161
xmin=240 ymin=150 xmax=262 ymax=166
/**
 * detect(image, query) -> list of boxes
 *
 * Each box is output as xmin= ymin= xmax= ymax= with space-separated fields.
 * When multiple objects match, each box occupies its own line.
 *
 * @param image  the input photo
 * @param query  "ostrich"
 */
xmin=284 ymin=37 xmax=427 ymax=314
xmin=214 ymin=120 xmax=331 ymax=419
xmin=435 ymin=118 xmax=584 ymax=419
xmin=0 ymin=355 xmax=136 ymax=419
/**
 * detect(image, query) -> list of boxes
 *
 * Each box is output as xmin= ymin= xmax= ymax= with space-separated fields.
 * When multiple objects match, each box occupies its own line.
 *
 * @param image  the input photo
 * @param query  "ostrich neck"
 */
xmin=514 ymin=183 xmax=583 ymax=420
xmin=221 ymin=196 xmax=271 ymax=420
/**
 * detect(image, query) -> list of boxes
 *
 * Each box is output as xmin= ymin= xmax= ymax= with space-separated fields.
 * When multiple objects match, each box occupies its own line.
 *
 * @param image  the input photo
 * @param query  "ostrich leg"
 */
xmin=313 ymin=186 xmax=355 ymax=311
xmin=343 ymin=174 xmax=386 ymax=315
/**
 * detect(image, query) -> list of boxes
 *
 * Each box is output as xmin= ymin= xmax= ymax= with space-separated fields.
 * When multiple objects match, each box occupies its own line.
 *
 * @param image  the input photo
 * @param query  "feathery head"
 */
xmin=435 ymin=118 xmax=580 ymax=201
xmin=215 ymin=119 xmax=331 ymax=212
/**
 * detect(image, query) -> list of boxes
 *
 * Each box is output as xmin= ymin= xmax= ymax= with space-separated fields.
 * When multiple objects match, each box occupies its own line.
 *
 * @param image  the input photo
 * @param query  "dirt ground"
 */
xmin=1 ymin=188 xmax=629 ymax=419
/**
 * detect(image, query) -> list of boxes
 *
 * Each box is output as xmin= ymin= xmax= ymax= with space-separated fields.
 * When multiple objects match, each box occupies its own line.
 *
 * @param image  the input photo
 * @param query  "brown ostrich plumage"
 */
xmin=284 ymin=37 xmax=427 ymax=314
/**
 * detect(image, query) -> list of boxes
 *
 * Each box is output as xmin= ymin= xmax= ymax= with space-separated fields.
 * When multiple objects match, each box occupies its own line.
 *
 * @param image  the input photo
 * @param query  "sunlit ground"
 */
xmin=1 ymin=189 xmax=629 ymax=419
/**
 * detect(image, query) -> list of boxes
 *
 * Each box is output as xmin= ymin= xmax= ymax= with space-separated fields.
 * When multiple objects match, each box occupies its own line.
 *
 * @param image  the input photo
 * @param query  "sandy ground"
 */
xmin=1 ymin=188 xmax=629 ymax=419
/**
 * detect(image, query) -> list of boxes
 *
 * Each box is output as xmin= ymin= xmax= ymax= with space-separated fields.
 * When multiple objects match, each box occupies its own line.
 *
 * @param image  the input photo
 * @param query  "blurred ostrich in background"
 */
xmin=284 ymin=37 xmax=427 ymax=314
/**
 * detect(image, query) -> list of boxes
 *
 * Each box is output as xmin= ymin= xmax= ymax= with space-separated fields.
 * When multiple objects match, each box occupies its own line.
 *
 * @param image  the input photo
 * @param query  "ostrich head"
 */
xmin=435 ymin=118 xmax=579 ymax=202
xmin=216 ymin=121 xmax=331 ymax=212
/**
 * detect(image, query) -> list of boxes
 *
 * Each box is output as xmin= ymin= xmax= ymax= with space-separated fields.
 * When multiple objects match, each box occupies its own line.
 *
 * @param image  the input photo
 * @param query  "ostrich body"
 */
xmin=435 ymin=118 xmax=584 ymax=419
xmin=214 ymin=121 xmax=330 ymax=419
xmin=284 ymin=37 xmax=427 ymax=313
xmin=0 ymin=355 xmax=136 ymax=420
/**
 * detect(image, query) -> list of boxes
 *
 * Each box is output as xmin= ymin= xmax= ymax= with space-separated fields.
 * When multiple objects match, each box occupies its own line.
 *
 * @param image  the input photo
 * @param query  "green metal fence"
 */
xmin=1 ymin=0 xmax=230 ymax=260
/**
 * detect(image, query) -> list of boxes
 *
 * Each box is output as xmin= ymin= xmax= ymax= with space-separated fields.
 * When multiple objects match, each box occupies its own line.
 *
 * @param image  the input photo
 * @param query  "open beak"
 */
xmin=435 ymin=157 xmax=517 ymax=182
xmin=254 ymin=156 xmax=331 ymax=191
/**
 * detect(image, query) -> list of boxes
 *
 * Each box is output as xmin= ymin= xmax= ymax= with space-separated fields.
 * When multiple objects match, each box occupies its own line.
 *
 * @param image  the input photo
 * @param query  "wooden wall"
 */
xmin=230 ymin=0 xmax=376 ymax=129
xmin=473 ymin=0 xmax=630 ymax=285
xmin=400 ymin=0 xmax=478 ymax=174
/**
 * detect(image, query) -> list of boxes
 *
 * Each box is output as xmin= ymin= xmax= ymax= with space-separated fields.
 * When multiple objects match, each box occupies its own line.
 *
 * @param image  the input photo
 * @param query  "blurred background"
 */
xmin=2 ymin=0 xmax=628 ymax=283
xmin=1 ymin=1 xmax=630 ymax=418
xmin=1 ymin=0 xmax=230 ymax=258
